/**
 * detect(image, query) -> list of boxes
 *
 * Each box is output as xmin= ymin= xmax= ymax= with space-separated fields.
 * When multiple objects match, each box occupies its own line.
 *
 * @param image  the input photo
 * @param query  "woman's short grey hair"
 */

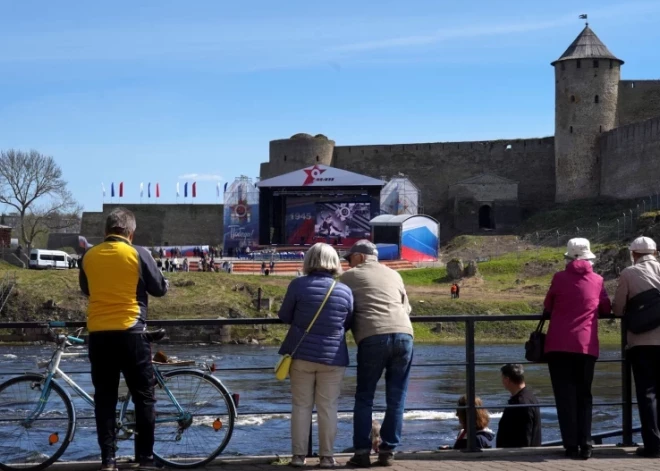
xmin=303 ymin=243 xmax=342 ymax=276
xmin=105 ymin=207 xmax=137 ymax=237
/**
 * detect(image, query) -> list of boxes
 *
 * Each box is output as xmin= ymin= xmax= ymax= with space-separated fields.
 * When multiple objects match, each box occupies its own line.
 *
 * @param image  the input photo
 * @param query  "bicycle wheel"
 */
xmin=0 ymin=374 xmax=75 ymax=471
xmin=125 ymin=370 xmax=235 ymax=469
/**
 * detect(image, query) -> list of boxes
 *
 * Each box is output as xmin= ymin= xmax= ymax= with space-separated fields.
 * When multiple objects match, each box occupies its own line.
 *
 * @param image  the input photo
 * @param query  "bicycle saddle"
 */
xmin=144 ymin=329 xmax=167 ymax=343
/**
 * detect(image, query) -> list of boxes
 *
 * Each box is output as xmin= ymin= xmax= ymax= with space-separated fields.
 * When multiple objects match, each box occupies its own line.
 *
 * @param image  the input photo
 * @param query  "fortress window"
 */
xmin=595 ymin=95 xmax=599 ymax=104
xmin=570 ymin=95 xmax=576 ymax=103
xmin=576 ymin=60 xmax=581 ymax=69
xmin=284 ymin=155 xmax=287 ymax=161
xmin=631 ymin=82 xmax=636 ymax=89
xmin=570 ymin=126 xmax=573 ymax=133
xmin=599 ymin=125 xmax=602 ymax=132
xmin=593 ymin=60 xmax=599 ymax=68
xmin=610 ymin=60 xmax=614 ymax=69
xmin=316 ymin=155 xmax=319 ymax=162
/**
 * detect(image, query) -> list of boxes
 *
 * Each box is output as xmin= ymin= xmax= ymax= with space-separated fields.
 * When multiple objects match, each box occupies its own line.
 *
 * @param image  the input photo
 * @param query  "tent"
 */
xmin=370 ymin=214 xmax=439 ymax=262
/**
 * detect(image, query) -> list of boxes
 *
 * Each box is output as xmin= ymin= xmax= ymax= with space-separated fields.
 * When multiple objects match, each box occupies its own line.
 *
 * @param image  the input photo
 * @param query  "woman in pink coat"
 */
xmin=543 ymin=238 xmax=611 ymax=460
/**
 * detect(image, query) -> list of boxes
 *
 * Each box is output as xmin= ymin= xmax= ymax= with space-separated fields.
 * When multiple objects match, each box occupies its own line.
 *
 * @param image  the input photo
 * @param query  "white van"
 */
xmin=29 ymin=249 xmax=71 ymax=270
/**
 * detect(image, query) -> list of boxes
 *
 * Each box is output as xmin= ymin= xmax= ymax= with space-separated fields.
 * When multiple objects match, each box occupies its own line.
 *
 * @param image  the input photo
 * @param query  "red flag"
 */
xmin=192 ymin=182 xmax=197 ymax=198
xmin=156 ymin=183 xmax=160 ymax=198
xmin=119 ymin=182 xmax=124 ymax=198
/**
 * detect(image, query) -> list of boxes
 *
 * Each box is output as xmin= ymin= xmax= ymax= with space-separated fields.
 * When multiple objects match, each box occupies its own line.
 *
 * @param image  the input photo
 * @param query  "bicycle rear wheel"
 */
xmin=0 ymin=374 xmax=75 ymax=471
xmin=125 ymin=369 xmax=235 ymax=469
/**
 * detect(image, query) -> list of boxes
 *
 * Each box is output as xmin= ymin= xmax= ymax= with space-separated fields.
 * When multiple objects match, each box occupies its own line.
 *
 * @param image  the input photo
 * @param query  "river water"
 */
xmin=0 ymin=343 xmax=639 ymax=461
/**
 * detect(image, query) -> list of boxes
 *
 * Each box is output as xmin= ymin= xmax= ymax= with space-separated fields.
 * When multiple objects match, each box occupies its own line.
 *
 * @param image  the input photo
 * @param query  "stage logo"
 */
xmin=303 ymin=165 xmax=335 ymax=186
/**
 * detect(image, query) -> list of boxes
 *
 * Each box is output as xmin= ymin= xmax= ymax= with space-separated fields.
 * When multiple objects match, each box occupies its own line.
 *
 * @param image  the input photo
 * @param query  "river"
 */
xmin=0 ymin=343 xmax=639 ymax=461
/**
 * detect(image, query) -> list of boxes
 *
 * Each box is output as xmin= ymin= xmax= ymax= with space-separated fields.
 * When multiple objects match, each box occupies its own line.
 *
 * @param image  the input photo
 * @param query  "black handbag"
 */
xmin=625 ymin=288 xmax=660 ymax=334
xmin=525 ymin=319 xmax=547 ymax=363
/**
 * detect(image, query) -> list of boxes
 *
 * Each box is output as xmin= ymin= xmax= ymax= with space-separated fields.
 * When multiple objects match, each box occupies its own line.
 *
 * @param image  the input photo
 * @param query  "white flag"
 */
xmin=216 ymin=182 xmax=220 ymax=197
xmin=176 ymin=182 xmax=180 ymax=197
xmin=102 ymin=183 xmax=106 ymax=197
xmin=140 ymin=182 xmax=144 ymax=197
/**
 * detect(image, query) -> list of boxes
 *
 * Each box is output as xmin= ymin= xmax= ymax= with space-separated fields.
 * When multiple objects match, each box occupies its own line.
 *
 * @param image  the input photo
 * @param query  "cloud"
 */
xmin=178 ymin=173 xmax=222 ymax=181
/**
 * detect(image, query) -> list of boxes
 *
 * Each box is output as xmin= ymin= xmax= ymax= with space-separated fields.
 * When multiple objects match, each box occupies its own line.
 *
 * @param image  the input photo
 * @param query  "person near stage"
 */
xmin=496 ymin=363 xmax=542 ymax=448
xmin=613 ymin=236 xmax=660 ymax=458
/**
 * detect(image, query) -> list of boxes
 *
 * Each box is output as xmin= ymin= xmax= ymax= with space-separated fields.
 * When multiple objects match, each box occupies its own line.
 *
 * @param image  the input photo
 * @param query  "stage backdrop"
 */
xmin=285 ymin=201 xmax=372 ymax=245
xmin=223 ymin=176 xmax=259 ymax=251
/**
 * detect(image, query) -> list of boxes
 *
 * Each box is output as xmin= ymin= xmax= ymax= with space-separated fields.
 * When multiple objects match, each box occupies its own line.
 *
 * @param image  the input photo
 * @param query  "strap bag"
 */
xmin=274 ymin=280 xmax=336 ymax=381
xmin=524 ymin=319 xmax=547 ymax=363
xmin=625 ymin=288 xmax=660 ymax=334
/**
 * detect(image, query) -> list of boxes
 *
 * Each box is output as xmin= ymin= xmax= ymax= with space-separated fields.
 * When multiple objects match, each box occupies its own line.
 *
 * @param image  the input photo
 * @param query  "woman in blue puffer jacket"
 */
xmin=278 ymin=243 xmax=354 ymax=469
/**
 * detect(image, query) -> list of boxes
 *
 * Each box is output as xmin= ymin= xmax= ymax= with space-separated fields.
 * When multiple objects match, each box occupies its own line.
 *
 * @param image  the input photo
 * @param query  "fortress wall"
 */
xmin=600 ymin=116 xmax=660 ymax=198
xmin=81 ymin=204 xmax=224 ymax=247
xmin=332 ymin=137 xmax=555 ymax=219
xmin=618 ymin=80 xmax=660 ymax=126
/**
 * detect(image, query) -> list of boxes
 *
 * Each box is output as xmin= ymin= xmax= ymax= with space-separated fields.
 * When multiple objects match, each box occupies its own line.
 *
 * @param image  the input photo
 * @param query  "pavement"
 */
xmin=50 ymin=447 xmax=659 ymax=471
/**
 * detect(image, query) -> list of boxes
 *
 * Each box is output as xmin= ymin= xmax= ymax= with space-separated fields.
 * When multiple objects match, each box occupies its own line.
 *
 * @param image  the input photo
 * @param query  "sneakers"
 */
xmin=137 ymin=457 xmax=161 ymax=470
xmin=99 ymin=459 xmax=118 ymax=471
xmin=347 ymin=453 xmax=371 ymax=468
xmin=377 ymin=452 xmax=394 ymax=467
xmin=636 ymin=446 xmax=660 ymax=458
xmin=290 ymin=455 xmax=307 ymax=468
xmin=579 ymin=446 xmax=592 ymax=460
xmin=319 ymin=456 xmax=337 ymax=468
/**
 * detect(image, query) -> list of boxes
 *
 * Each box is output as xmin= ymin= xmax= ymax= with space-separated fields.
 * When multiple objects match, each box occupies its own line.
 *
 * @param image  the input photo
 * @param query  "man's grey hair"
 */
xmin=500 ymin=363 xmax=525 ymax=384
xmin=354 ymin=239 xmax=379 ymax=260
xmin=303 ymin=243 xmax=342 ymax=276
xmin=105 ymin=207 xmax=137 ymax=237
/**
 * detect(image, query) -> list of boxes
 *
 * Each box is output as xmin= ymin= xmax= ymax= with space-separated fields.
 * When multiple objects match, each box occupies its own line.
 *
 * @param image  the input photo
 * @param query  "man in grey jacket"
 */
xmin=613 ymin=236 xmax=660 ymax=458
xmin=340 ymin=240 xmax=413 ymax=467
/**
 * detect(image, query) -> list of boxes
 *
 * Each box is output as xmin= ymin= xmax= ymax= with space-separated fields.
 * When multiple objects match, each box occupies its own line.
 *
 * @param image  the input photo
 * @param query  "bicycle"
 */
xmin=0 ymin=322 xmax=238 ymax=471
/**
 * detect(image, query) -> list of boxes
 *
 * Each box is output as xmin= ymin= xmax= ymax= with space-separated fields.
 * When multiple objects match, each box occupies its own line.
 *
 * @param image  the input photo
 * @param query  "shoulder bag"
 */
xmin=625 ymin=288 xmax=660 ymax=334
xmin=274 ymin=280 xmax=336 ymax=381
xmin=524 ymin=319 xmax=547 ymax=363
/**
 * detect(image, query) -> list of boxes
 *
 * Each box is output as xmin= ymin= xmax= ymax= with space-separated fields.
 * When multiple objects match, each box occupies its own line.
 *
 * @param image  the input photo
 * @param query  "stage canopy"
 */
xmin=370 ymin=214 xmax=440 ymax=262
xmin=257 ymin=164 xmax=385 ymax=188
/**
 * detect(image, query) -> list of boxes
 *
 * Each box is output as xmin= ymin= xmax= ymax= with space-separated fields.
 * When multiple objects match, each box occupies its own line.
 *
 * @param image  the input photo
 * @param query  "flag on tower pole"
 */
xmin=192 ymin=182 xmax=197 ymax=199
xmin=102 ymin=183 xmax=106 ymax=201
xmin=184 ymin=182 xmax=188 ymax=199
xmin=119 ymin=182 xmax=124 ymax=199
xmin=140 ymin=183 xmax=144 ymax=203
xmin=156 ymin=183 xmax=160 ymax=199
xmin=148 ymin=182 xmax=151 ymax=200
xmin=216 ymin=182 xmax=220 ymax=199
xmin=111 ymin=182 xmax=115 ymax=199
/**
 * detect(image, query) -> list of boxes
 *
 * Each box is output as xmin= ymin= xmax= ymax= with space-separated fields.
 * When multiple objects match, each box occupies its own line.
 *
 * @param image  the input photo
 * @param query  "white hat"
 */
xmin=629 ymin=236 xmax=657 ymax=254
xmin=565 ymin=238 xmax=596 ymax=260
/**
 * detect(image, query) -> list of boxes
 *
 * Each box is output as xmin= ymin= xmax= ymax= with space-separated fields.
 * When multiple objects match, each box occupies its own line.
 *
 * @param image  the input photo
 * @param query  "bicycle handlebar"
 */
xmin=67 ymin=336 xmax=84 ymax=344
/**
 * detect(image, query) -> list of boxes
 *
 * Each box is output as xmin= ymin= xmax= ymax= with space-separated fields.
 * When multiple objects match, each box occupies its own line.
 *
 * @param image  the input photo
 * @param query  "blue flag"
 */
xmin=184 ymin=182 xmax=188 ymax=198
xmin=111 ymin=182 xmax=115 ymax=198
xmin=148 ymin=182 xmax=151 ymax=198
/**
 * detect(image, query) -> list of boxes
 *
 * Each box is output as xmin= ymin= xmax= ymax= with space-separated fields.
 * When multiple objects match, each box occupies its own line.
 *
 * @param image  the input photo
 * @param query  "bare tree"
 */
xmin=0 ymin=149 xmax=81 ymax=252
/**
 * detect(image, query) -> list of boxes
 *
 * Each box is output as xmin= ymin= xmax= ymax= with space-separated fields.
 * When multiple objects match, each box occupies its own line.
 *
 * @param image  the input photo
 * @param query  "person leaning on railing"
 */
xmin=613 ymin=236 xmax=660 ymax=459
xmin=543 ymin=238 xmax=611 ymax=461
xmin=79 ymin=207 xmax=169 ymax=471
xmin=277 ymin=243 xmax=354 ymax=469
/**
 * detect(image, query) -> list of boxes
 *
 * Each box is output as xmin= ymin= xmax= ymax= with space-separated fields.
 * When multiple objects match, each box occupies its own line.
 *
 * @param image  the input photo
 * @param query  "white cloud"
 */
xmin=178 ymin=173 xmax=222 ymax=181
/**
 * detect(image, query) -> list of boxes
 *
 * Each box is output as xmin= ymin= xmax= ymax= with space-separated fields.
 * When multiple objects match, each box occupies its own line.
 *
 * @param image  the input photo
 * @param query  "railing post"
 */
xmin=465 ymin=319 xmax=479 ymax=452
xmin=620 ymin=320 xmax=634 ymax=447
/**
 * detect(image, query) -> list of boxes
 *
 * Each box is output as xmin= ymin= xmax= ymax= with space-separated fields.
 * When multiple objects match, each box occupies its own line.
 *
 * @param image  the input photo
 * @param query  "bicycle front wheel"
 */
xmin=0 ymin=374 xmax=75 ymax=471
xmin=127 ymin=369 xmax=235 ymax=469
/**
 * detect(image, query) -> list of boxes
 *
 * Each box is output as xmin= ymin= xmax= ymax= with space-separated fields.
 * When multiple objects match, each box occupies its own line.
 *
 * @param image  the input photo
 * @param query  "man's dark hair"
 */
xmin=501 ymin=363 xmax=525 ymax=384
xmin=105 ymin=207 xmax=137 ymax=237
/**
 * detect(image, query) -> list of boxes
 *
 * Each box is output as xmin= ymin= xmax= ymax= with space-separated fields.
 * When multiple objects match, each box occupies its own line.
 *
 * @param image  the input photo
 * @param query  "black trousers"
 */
xmin=547 ymin=352 xmax=596 ymax=449
xmin=88 ymin=332 xmax=156 ymax=462
xmin=629 ymin=346 xmax=660 ymax=452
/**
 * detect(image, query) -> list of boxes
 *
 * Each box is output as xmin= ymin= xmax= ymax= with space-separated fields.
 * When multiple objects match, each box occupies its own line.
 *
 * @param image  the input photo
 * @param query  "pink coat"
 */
xmin=544 ymin=260 xmax=612 ymax=358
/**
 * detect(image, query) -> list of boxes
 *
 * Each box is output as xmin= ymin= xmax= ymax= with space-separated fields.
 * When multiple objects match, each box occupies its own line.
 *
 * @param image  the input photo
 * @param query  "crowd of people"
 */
xmin=76 ymin=207 xmax=660 ymax=470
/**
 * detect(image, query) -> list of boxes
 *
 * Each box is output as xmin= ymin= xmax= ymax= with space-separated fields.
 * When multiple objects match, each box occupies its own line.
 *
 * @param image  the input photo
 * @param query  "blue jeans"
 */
xmin=353 ymin=333 xmax=414 ymax=453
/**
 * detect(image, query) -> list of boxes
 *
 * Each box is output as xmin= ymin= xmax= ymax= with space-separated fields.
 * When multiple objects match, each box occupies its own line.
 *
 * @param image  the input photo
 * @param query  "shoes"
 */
xmin=636 ymin=447 xmax=660 ymax=458
xmin=579 ymin=447 xmax=592 ymax=460
xmin=290 ymin=455 xmax=307 ymax=467
xmin=99 ymin=459 xmax=118 ymax=471
xmin=347 ymin=453 xmax=371 ymax=468
xmin=564 ymin=447 xmax=579 ymax=460
xmin=319 ymin=457 xmax=337 ymax=468
xmin=137 ymin=457 xmax=161 ymax=470
xmin=376 ymin=452 xmax=394 ymax=467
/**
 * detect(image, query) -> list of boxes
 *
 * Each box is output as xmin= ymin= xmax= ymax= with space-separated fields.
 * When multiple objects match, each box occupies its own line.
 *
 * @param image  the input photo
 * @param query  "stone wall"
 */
xmin=331 ymin=137 xmax=555 ymax=225
xmin=81 ymin=204 xmax=224 ymax=247
xmin=600 ymin=116 xmax=660 ymax=198
xmin=618 ymin=80 xmax=660 ymax=126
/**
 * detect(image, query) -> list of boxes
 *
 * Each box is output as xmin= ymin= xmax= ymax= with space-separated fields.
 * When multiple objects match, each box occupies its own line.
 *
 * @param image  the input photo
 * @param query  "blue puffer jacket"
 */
xmin=278 ymin=272 xmax=354 ymax=366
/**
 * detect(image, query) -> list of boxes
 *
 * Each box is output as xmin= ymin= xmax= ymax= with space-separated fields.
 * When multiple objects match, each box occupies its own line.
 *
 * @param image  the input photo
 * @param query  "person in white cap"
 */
xmin=543 ymin=238 xmax=611 ymax=460
xmin=613 ymin=236 xmax=660 ymax=458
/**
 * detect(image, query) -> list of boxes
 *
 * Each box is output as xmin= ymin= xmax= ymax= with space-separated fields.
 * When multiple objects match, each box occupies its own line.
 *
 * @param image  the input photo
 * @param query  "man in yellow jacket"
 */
xmin=79 ymin=207 xmax=168 ymax=471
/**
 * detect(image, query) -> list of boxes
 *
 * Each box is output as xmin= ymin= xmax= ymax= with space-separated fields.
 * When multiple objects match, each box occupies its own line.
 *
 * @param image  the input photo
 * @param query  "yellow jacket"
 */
xmin=79 ymin=235 xmax=168 ymax=332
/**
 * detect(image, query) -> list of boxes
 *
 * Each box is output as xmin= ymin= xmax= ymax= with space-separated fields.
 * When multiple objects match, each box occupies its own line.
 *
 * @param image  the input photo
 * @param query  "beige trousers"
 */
xmin=290 ymin=359 xmax=346 ymax=457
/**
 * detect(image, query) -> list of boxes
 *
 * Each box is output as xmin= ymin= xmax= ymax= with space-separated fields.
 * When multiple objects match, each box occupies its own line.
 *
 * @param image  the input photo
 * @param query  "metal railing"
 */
xmin=0 ymin=314 xmax=636 ymax=453
xmin=0 ymin=271 xmax=16 ymax=315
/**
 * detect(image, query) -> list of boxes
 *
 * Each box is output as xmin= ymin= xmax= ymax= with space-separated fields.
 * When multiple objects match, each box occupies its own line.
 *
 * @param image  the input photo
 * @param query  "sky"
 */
xmin=1 ymin=0 xmax=659 ymax=211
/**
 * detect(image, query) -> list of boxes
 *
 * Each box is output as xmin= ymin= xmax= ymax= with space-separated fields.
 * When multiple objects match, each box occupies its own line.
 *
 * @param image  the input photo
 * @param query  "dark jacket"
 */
xmin=278 ymin=272 xmax=354 ymax=366
xmin=453 ymin=429 xmax=494 ymax=450
xmin=496 ymin=387 xmax=542 ymax=448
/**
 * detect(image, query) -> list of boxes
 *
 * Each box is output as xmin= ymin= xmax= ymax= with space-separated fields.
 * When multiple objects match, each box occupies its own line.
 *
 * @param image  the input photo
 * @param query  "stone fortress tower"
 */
xmin=260 ymin=133 xmax=335 ymax=180
xmin=553 ymin=24 xmax=623 ymax=202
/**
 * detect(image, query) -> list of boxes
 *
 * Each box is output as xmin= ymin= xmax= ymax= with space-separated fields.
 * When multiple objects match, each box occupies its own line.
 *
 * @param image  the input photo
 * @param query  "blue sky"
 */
xmin=1 ymin=0 xmax=659 ymax=210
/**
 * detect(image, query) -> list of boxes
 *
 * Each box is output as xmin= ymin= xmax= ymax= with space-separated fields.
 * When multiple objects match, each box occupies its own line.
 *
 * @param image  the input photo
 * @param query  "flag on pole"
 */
xmin=176 ymin=182 xmax=180 ymax=197
xmin=119 ymin=182 xmax=124 ymax=198
xmin=140 ymin=182 xmax=144 ymax=198
xmin=216 ymin=182 xmax=220 ymax=198
xmin=579 ymin=14 xmax=588 ymax=19
xmin=102 ymin=183 xmax=106 ymax=198
xmin=223 ymin=182 xmax=228 ymax=192
xmin=156 ymin=183 xmax=160 ymax=198
xmin=184 ymin=182 xmax=188 ymax=198
xmin=192 ymin=182 xmax=197 ymax=198
xmin=111 ymin=182 xmax=115 ymax=198
xmin=148 ymin=183 xmax=151 ymax=198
